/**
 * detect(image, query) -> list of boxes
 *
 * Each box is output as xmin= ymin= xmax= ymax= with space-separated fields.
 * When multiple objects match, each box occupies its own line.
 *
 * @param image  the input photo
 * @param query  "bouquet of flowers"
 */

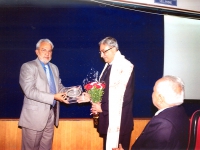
xmin=84 ymin=82 xmax=106 ymax=103
xmin=83 ymin=68 xmax=106 ymax=126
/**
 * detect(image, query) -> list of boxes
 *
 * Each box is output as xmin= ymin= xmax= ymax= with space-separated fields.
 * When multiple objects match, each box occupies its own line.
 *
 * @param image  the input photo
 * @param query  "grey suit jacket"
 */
xmin=19 ymin=58 xmax=65 ymax=131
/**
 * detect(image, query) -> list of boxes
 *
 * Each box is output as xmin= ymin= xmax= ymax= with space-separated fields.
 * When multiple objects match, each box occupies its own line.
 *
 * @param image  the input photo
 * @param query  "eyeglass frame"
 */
xmin=99 ymin=47 xmax=114 ymax=55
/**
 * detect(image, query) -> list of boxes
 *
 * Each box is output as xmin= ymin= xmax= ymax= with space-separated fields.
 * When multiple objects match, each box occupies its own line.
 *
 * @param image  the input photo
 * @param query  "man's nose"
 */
xmin=100 ymin=52 xmax=104 ymax=58
xmin=45 ymin=51 xmax=50 ymax=56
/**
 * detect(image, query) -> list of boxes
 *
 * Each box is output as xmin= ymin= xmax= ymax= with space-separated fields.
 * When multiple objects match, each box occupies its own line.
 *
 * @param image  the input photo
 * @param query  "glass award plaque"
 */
xmin=63 ymin=85 xmax=82 ymax=104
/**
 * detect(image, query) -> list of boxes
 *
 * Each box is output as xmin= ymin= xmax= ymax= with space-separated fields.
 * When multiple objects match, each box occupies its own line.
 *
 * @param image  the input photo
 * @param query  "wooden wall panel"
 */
xmin=53 ymin=119 xmax=103 ymax=150
xmin=0 ymin=120 xmax=22 ymax=150
xmin=0 ymin=119 xmax=149 ymax=150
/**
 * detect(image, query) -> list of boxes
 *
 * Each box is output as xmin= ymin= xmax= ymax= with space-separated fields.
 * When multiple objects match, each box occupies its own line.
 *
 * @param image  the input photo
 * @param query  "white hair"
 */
xmin=36 ymin=39 xmax=54 ymax=50
xmin=156 ymin=75 xmax=185 ymax=106
xmin=99 ymin=36 xmax=119 ymax=50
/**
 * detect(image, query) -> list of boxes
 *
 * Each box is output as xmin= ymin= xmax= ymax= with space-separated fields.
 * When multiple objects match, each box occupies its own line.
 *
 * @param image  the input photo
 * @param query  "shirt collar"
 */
xmin=38 ymin=59 xmax=49 ymax=68
xmin=155 ymin=108 xmax=168 ymax=116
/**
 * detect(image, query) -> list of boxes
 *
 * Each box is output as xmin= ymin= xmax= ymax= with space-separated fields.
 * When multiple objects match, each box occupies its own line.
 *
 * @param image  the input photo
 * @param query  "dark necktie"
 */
xmin=100 ymin=64 xmax=112 ymax=82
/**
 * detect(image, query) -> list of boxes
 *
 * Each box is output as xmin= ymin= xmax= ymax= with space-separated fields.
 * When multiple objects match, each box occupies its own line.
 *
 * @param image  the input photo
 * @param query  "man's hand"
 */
xmin=77 ymin=92 xmax=91 ymax=103
xmin=112 ymin=144 xmax=124 ymax=150
xmin=54 ymin=93 xmax=69 ymax=104
xmin=91 ymin=102 xmax=102 ymax=114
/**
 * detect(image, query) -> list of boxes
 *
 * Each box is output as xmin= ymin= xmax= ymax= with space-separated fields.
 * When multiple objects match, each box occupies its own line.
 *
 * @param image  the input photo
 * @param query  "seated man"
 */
xmin=113 ymin=75 xmax=189 ymax=150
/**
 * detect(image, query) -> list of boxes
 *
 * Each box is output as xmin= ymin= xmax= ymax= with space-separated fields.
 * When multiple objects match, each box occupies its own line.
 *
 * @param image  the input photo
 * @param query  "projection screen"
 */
xmin=164 ymin=15 xmax=200 ymax=99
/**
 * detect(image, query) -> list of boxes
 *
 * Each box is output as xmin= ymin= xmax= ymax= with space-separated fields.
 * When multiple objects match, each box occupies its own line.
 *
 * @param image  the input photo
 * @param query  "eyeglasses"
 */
xmin=99 ymin=47 xmax=113 ymax=55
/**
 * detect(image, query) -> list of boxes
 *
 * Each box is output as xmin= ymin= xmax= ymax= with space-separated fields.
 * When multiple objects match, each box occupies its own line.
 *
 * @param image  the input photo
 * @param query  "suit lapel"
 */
xmin=35 ymin=59 xmax=48 ymax=81
xmin=35 ymin=58 xmax=51 ymax=93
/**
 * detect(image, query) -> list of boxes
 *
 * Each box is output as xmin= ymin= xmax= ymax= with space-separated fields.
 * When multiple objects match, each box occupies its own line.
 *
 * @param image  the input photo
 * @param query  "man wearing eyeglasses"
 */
xmin=91 ymin=37 xmax=135 ymax=150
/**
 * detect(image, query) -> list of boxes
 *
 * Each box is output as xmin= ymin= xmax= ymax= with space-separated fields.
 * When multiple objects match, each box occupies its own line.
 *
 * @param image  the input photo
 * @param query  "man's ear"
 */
xmin=113 ymin=47 xmax=118 ymax=52
xmin=35 ymin=49 xmax=38 ymax=55
xmin=158 ymin=94 xmax=164 ymax=104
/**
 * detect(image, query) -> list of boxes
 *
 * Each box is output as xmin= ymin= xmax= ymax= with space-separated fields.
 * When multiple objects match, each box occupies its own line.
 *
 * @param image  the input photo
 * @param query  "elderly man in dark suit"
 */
xmin=114 ymin=75 xmax=189 ymax=150
xmin=19 ymin=39 xmax=69 ymax=150
xmin=78 ymin=37 xmax=135 ymax=150
xmin=96 ymin=37 xmax=134 ymax=150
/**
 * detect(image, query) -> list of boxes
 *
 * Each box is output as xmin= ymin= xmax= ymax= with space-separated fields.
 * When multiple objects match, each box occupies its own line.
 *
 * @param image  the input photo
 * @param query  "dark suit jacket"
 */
xmin=132 ymin=105 xmax=189 ymax=150
xmin=97 ymin=69 xmax=134 ymax=135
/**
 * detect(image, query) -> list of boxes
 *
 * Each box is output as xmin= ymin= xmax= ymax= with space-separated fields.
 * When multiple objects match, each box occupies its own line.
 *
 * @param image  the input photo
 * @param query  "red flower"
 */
xmin=95 ymin=84 xmax=101 ymax=89
xmin=101 ymin=83 xmax=106 ymax=89
xmin=84 ymin=82 xmax=106 ymax=91
xmin=84 ymin=84 xmax=93 ymax=90
xmin=84 ymin=82 xmax=106 ymax=103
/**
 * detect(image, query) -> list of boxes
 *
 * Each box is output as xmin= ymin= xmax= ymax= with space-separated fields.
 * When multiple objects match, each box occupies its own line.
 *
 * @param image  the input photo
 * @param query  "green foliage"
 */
xmin=88 ymin=87 xmax=104 ymax=103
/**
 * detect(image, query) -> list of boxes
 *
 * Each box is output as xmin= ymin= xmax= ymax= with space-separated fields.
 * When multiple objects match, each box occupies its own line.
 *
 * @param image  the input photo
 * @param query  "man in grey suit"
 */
xmin=19 ymin=39 xmax=69 ymax=150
